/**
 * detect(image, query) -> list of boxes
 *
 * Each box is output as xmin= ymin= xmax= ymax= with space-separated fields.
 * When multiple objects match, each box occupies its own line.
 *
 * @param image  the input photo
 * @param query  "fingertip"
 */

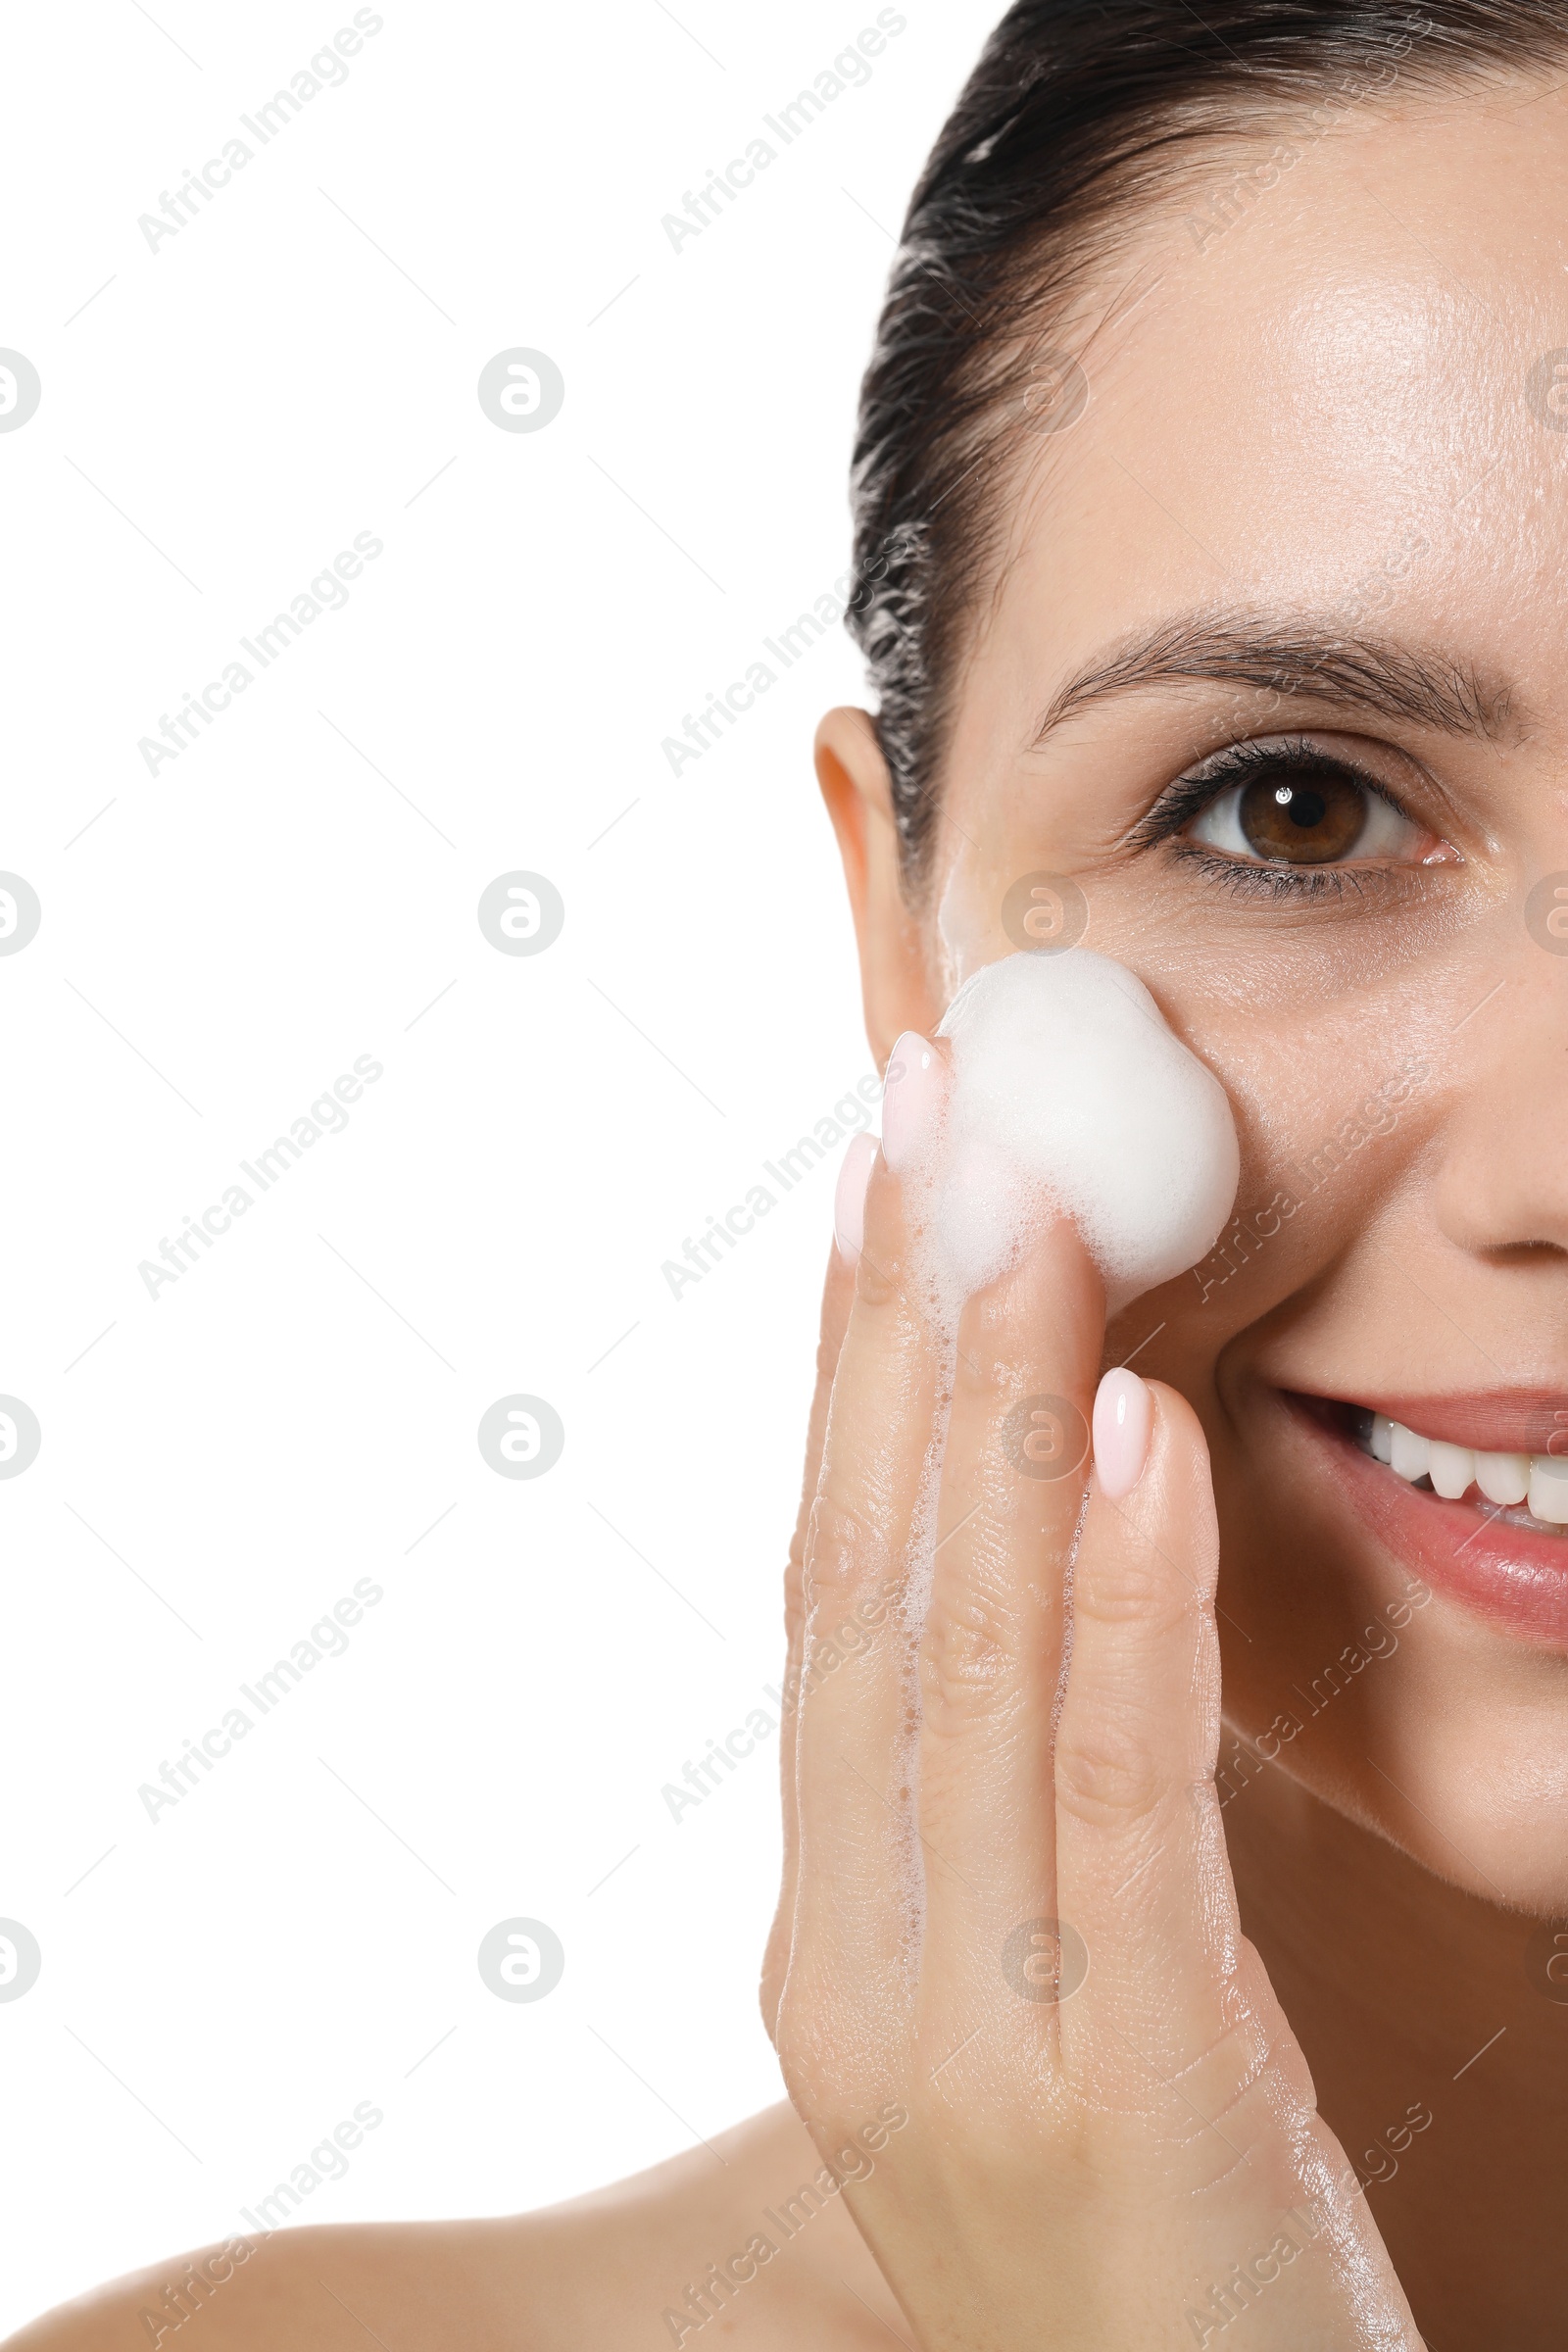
xmin=1122 ymin=1380 xmax=1220 ymax=1573
xmin=881 ymin=1029 xmax=947 ymax=1175
xmin=1140 ymin=1378 xmax=1214 ymax=1482
xmin=833 ymin=1130 xmax=879 ymax=1264
xmin=1092 ymin=1367 xmax=1152 ymax=1500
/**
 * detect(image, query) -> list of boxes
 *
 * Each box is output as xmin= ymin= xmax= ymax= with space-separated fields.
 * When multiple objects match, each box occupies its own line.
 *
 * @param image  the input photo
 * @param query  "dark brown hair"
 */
xmin=847 ymin=0 xmax=1567 ymax=884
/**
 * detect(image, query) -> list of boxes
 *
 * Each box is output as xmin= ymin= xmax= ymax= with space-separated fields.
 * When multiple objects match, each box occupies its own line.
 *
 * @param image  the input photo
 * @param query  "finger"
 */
xmin=1054 ymin=1374 xmax=1252 ymax=2113
xmin=913 ymin=1215 xmax=1103 ymax=2062
xmin=760 ymin=1230 xmax=857 ymax=2037
xmin=785 ymin=1144 xmax=940 ymax=2070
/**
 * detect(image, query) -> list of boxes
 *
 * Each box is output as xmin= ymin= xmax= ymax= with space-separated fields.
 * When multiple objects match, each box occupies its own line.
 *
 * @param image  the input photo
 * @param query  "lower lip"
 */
xmin=1287 ymin=1396 xmax=1568 ymax=1649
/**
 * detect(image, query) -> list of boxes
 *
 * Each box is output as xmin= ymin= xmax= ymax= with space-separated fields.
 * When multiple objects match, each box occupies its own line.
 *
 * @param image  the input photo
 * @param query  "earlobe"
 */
xmin=814 ymin=706 xmax=942 ymax=1065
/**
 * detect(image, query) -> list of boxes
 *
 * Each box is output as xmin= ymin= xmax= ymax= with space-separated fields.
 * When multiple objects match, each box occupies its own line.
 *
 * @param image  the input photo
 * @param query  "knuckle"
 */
xmin=807 ymin=1490 xmax=891 ymax=1600
xmin=800 ymin=1495 xmax=900 ymax=1693
xmin=1054 ymin=1722 xmax=1165 ymax=1825
xmin=920 ymin=1572 xmax=1026 ymax=1728
xmin=1075 ymin=1550 xmax=1190 ymax=1635
xmin=952 ymin=1305 xmax=1015 ymax=1408
xmin=805 ymin=1606 xmax=874 ymax=1685
xmin=854 ymin=1239 xmax=907 ymax=1309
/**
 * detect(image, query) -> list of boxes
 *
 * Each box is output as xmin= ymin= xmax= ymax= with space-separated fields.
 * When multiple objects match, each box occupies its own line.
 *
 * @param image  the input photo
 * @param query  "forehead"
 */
xmin=975 ymin=81 xmax=1568 ymax=722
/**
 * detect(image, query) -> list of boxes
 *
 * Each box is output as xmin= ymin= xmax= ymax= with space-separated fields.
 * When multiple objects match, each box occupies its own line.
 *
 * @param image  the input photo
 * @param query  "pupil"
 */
xmin=1238 ymin=768 xmax=1364 ymax=864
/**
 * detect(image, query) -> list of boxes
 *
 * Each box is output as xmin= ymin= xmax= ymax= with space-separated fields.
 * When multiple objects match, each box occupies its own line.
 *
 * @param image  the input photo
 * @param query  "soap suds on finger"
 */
xmin=870 ymin=947 xmax=1241 ymax=1948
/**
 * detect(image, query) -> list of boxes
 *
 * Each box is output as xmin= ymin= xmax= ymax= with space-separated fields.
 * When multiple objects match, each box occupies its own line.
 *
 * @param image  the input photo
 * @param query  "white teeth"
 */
xmin=1390 ymin=1422 xmax=1431 ymax=1484
xmin=1373 ymin=1413 xmax=1568 ymax=1522
xmin=1476 ymin=1450 xmax=1531 ymax=1507
xmin=1428 ymin=1441 xmax=1476 ymax=1499
xmin=1529 ymin=1458 xmax=1568 ymax=1525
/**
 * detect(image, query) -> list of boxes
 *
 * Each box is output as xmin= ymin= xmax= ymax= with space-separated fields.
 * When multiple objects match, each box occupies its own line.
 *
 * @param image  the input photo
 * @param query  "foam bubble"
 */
xmin=928 ymin=949 xmax=1239 ymax=1316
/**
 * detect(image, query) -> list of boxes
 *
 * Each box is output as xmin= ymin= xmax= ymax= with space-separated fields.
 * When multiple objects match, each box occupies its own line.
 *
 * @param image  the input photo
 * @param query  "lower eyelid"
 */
xmin=1169 ymin=845 xmax=1395 ymax=903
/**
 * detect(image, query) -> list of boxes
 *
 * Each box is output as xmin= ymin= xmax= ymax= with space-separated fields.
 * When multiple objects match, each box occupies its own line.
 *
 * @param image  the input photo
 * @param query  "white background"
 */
xmin=0 ymin=0 xmax=990 ymax=2329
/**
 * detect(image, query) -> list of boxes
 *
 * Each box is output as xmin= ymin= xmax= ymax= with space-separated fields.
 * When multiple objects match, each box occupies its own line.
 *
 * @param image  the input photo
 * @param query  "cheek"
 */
xmin=1107 ymin=1002 xmax=1431 ymax=1359
xmin=927 ymin=866 xmax=1438 ymax=1350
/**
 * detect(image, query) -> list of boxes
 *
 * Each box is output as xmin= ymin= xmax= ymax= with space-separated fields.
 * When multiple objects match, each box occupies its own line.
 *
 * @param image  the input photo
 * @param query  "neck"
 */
xmin=1224 ymin=1759 xmax=1568 ymax=2351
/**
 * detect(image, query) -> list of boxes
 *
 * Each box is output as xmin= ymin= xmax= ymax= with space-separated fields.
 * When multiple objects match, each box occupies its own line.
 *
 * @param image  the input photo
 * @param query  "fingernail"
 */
xmin=834 ymin=1131 xmax=878 ymax=1265
xmin=1093 ymin=1368 xmax=1152 ymax=1500
xmin=881 ymin=1031 xmax=945 ymax=1175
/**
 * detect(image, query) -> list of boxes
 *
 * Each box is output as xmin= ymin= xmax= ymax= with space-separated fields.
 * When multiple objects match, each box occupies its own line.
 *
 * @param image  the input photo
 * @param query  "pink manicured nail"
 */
xmin=1093 ymin=1368 xmax=1152 ymax=1499
xmin=881 ymin=1031 xmax=945 ymax=1175
xmin=834 ymin=1131 xmax=878 ymax=1265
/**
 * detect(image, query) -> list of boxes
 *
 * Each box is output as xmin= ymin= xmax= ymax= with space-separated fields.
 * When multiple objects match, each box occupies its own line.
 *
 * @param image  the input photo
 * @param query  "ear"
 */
xmin=815 ymin=707 xmax=942 ymax=1067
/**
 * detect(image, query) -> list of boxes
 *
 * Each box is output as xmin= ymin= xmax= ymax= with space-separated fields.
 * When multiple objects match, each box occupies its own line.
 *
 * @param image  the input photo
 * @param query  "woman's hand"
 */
xmin=762 ymin=1110 xmax=1426 ymax=2351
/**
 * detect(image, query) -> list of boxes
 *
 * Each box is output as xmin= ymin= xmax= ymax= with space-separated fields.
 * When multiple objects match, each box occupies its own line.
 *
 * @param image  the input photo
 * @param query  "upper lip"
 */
xmin=1301 ymin=1389 xmax=1568 ymax=1456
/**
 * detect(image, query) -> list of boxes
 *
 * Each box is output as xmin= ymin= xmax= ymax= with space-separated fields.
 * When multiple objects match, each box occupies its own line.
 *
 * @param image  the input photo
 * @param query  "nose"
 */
xmin=1431 ymin=973 xmax=1568 ymax=1264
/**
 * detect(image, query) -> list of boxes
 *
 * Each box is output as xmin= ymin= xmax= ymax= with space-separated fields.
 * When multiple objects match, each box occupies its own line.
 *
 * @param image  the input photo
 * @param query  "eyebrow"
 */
xmin=1030 ymin=611 xmax=1519 ymax=748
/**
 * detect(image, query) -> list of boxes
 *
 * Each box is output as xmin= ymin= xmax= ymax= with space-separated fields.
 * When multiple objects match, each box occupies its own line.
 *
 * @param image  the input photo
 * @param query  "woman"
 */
xmin=18 ymin=1 xmax=1568 ymax=2343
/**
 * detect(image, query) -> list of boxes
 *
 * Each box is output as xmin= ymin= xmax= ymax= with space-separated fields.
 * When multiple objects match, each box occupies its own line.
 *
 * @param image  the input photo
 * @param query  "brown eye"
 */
xmin=1235 ymin=768 xmax=1368 ymax=863
xmin=1170 ymin=738 xmax=1460 ymax=881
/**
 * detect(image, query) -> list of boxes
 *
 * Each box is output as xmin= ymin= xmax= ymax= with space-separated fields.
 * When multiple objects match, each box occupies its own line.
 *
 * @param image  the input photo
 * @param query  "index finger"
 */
xmin=1054 ymin=1378 xmax=1241 ymax=2096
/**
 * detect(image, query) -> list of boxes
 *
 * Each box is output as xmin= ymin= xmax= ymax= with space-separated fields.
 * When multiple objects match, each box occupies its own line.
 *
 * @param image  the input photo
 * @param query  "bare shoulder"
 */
xmin=3 ymin=2103 xmax=906 ymax=2352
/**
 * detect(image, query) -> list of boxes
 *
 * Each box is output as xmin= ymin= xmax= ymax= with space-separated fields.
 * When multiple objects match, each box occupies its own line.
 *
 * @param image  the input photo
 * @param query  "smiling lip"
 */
xmin=1345 ymin=1392 xmax=1568 ymax=1456
xmin=1286 ymin=1394 xmax=1568 ymax=1648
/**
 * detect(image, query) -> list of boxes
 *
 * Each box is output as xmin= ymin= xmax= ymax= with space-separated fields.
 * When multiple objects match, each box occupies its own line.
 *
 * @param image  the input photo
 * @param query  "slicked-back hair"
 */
xmin=846 ymin=0 xmax=1568 ymax=887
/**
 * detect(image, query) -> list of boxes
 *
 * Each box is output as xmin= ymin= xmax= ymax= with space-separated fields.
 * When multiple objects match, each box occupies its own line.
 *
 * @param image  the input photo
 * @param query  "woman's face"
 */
xmin=833 ymin=79 xmax=1568 ymax=1916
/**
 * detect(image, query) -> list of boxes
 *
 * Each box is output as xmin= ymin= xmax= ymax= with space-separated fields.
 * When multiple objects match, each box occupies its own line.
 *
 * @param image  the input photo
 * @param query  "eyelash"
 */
xmin=1129 ymin=736 xmax=1421 ymax=902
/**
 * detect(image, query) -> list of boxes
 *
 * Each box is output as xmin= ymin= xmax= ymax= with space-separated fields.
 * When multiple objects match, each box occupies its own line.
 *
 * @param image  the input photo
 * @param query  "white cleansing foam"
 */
xmin=926 ymin=949 xmax=1239 ymax=1316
